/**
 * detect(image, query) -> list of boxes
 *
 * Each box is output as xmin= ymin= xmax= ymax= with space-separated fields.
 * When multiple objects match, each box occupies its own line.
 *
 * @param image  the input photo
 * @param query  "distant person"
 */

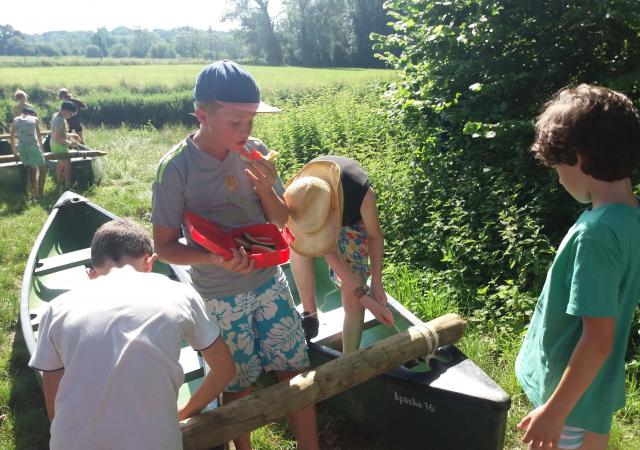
xmin=12 ymin=89 xmax=34 ymax=118
xmin=516 ymin=85 xmax=640 ymax=450
xmin=58 ymin=88 xmax=87 ymax=143
xmin=285 ymin=157 xmax=394 ymax=353
xmin=50 ymin=101 xmax=79 ymax=187
xmin=151 ymin=60 xmax=320 ymax=450
xmin=9 ymin=106 xmax=47 ymax=199
xmin=29 ymin=219 xmax=235 ymax=450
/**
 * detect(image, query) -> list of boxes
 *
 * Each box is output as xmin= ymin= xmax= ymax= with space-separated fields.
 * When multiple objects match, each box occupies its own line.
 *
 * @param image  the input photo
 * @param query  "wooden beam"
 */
xmin=0 ymin=130 xmax=51 ymax=140
xmin=181 ymin=313 xmax=465 ymax=450
xmin=0 ymin=150 xmax=106 ymax=164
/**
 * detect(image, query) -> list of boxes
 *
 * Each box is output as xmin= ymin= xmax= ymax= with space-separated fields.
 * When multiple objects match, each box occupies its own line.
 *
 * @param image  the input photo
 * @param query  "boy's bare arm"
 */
xmin=153 ymin=224 xmax=255 ymax=273
xmin=360 ymin=188 xmax=386 ymax=304
xmin=178 ymin=337 xmax=235 ymax=420
xmin=9 ymin=122 xmax=17 ymax=156
xmin=518 ymin=316 xmax=615 ymax=448
xmin=43 ymin=369 xmax=65 ymax=422
xmin=245 ymin=158 xmax=289 ymax=228
xmin=36 ymin=124 xmax=44 ymax=152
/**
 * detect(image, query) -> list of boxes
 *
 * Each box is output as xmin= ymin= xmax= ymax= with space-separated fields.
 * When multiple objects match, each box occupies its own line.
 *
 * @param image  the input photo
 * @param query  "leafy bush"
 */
xmin=373 ymin=0 xmax=640 ymax=329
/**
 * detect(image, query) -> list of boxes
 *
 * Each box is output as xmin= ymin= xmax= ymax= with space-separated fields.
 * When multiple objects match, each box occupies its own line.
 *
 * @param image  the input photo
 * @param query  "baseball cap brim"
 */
xmin=215 ymin=100 xmax=281 ymax=113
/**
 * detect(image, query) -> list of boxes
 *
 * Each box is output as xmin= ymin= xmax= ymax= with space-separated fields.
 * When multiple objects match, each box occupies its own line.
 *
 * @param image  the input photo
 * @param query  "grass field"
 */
xmin=0 ymin=63 xmax=394 ymax=91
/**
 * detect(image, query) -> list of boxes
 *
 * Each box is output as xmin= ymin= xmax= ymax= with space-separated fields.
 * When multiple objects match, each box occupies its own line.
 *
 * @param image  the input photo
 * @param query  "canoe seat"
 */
xmin=180 ymin=345 xmax=204 ymax=382
xmin=34 ymin=248 xmax=92 ymax=276
xmin=296 ymin=304 xmax=378 ymax=345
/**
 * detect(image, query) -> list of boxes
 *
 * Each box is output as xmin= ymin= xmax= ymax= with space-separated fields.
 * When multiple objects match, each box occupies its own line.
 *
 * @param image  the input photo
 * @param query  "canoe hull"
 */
xmin=281 ymin=261 xmax=510 ymax=450
xmin=310 ymin=345 xmax=508 ymax=449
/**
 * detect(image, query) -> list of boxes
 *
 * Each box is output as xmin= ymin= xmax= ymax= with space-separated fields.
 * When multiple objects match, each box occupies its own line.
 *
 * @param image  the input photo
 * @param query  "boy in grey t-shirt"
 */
xmin=151 ymin=61 xmax=319 ymax=450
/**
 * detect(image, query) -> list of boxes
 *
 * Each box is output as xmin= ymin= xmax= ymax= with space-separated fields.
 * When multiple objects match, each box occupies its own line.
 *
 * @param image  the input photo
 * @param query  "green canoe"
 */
xmin=0 ymin=140 xmax=104 ymax=192
xmin=22 ymin=192 xmax=510 ymax=449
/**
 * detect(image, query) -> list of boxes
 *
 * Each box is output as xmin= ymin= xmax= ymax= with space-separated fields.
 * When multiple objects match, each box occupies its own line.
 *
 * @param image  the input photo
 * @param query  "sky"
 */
xmin=3 ymin=0 xmax=283 ymax=35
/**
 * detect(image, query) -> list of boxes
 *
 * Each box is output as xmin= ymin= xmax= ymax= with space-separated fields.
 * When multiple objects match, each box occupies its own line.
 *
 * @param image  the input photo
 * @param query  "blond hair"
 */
xmin=14 ymin=90 xmax=27 ymax=101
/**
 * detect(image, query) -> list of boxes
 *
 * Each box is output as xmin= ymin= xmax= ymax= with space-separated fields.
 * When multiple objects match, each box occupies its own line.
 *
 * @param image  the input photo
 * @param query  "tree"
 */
xmin=110 ymin=44 xmax=129 ymax=58
xmin=0 ymin=24 xmax=22 ymax=54
xmin=224 ymin=0 xmax=283 ymax=65
xmin=91 ymin=27 xmax=112 ymax=59
xmin=149 ymin=42 xmax=176 ymax=58
xmin=85 ymin=44 xmax=102 ymax=58
xmin=129 ymin=29 xmax=157 ymax=58
xmin=350 ymin=0 xmax=389 ymax=67
xmin=5 ymin=35 xmax=35 ymax=56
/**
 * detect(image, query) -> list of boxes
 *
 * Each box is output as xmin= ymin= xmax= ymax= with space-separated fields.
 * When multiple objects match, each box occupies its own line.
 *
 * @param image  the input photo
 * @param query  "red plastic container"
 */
xmin=184 ymin=211 xmax=294 ymax=268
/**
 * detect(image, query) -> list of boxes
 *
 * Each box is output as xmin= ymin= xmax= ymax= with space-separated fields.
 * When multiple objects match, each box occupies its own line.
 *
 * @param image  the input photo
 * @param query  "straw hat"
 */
xmin=284 ymin=160 xmax=343 ymax=256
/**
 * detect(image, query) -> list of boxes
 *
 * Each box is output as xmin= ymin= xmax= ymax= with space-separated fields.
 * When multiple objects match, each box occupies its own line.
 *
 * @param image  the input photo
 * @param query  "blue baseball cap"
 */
xmin=193 ymin=60 xmax=280 ymax=113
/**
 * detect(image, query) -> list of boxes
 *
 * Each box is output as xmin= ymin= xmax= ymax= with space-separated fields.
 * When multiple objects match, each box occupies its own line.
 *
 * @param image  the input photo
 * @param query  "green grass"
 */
xmin=0 ymin=64 xmax=394 ymax=92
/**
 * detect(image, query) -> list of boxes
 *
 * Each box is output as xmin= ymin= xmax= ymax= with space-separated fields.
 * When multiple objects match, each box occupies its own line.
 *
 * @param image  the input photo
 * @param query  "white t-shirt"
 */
xmin=29 ymin=268 xmax=220 ymax=450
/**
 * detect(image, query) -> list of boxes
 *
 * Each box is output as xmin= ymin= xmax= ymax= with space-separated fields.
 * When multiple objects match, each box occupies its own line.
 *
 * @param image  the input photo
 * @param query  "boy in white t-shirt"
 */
xmin=29 ymin=219 xmax=235 ymax=450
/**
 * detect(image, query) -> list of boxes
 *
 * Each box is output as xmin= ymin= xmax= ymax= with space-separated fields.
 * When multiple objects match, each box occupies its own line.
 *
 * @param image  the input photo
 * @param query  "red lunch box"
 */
xmin=183 ymin=211 xmax=294 ymax=268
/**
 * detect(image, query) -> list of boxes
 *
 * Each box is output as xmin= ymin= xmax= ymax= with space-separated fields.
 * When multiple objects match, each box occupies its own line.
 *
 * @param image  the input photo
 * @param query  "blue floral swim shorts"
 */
xmin=205 ymin=268 xmax=309 ymax=392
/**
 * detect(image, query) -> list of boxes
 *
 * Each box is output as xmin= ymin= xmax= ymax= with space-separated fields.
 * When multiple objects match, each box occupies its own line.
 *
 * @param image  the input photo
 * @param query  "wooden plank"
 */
xmin=0 ymin=130 xmax=51 ymax=140
xmin=181 ymin=313 xmax=466 ymax=450
xmin=34 ymin=248 xmax=92 ymax=276
xmin=0 ymin=149 xmax=106 ymax=164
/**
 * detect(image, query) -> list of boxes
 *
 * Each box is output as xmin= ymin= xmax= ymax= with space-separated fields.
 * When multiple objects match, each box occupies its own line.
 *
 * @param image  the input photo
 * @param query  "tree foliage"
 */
xmin=374 ymin=0 xmax=640 ymax=330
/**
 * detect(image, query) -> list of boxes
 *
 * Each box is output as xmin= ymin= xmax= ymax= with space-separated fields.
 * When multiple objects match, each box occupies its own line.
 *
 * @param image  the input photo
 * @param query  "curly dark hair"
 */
xmin=532 ymin=84 xmax=640 ymax=181
xmin=91 ymin=219 xmax=153 ymax=268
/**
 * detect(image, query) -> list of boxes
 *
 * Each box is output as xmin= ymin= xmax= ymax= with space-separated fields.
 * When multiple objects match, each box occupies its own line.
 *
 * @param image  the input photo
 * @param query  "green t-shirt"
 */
xmin=50 ymin=112 xmax=68 ymax=153
xmin=515 ymin=202 xmax=640 ymax=434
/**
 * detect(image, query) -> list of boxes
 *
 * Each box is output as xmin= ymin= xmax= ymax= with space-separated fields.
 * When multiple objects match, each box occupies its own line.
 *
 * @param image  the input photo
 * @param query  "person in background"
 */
xmin=58 ymin=88 xmax=87 ymax=143
xmin=516 ymin=84 xmax=640 ymax=450
xmin=12 ymin=89 xmax=34 ymax=118
xmin=9 ymin=106 xmax=47 ymax=199
xmin=285 ymin=156 xmax=394 ymax=353
xmin=29 ymin=219 xmax=235 ymax=450
xmin=50 ymin=100 xmax=79 ymax=187
xmin=151 ymin=60 xmax=319 ymax=450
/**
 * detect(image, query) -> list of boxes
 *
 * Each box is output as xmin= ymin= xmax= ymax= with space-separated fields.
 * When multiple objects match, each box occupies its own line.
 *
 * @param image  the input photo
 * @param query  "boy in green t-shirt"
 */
xmin=516 ymin=84 xmax=640 ymax=449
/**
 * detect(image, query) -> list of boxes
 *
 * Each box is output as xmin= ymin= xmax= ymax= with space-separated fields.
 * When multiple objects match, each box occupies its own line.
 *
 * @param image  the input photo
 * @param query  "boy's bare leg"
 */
xmin=37 ymin=166 xmax=47 ymax=197
xmin=56 ymin=161 xmax=64 ymax=184
xmin=63 ymin=160 xmax=72 ymax=186
xmin=289 ymin=250 xmax=317 ymax=314
xmin=28 ymin=167 xmax=38 ymax=198
xmin=526 ymin=431 xmax=608 ymax=450
xmin=341 ymin=289 xmax=365 ymax=354
xmin=223 ymin=390 xmax=252 ymax=450
xmin=275 ymin=370 xmax=320 ymax=450
xmin=579 ymin=431 xmax=608 ymax=450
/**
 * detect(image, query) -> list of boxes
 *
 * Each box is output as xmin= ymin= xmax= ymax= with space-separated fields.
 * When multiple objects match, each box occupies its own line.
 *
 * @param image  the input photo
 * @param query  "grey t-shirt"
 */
xmin=151 ymin=135 xmax=285 ymax=298
xmin=13 ymin=115 xmax=39 ymax=147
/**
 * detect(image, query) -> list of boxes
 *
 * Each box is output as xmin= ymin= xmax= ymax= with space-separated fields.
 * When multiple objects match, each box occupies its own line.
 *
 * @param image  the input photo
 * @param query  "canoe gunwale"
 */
xmin=20 ymin=191 xmax=192 ymax=377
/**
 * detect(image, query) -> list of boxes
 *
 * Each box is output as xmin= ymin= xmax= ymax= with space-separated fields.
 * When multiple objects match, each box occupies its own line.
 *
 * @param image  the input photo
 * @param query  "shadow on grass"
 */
xmin=9 ymin=322 xmax=49 ymax=450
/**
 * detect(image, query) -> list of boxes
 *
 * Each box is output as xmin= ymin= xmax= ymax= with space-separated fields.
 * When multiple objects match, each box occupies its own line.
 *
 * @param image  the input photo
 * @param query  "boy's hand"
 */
xmin=210 ymin=246 xmax=255 ymax=274
xmin=360 ymin=294 xmax=394 ymax=326
xmin=245 ymin=158 xmax=277 ymax=195
xmin=370 ymin=280 xmax=387 ymax=306
xmin=517 ymin=405 xmax=565 ymax=449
